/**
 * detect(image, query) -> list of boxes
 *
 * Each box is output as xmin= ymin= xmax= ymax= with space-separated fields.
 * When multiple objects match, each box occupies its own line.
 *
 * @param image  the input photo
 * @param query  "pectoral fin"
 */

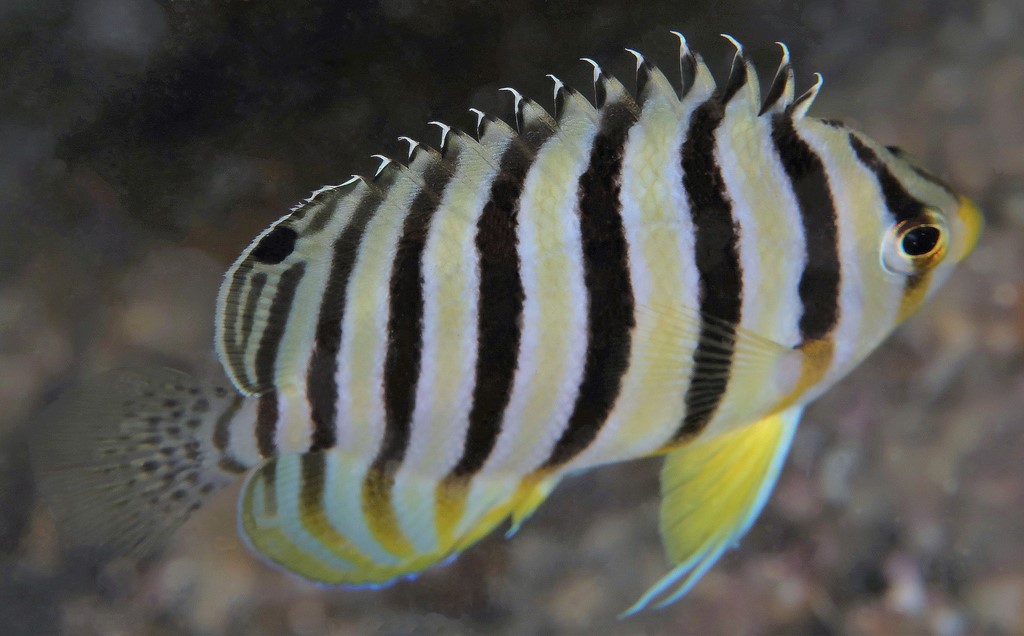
xmin=623 ymin=405 xmax=803 ymax=616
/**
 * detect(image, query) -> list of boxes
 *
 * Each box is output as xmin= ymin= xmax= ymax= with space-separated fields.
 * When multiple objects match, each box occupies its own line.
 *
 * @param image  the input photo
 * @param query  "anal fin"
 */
xmin=239 ymin=449 xmax=557 ymax=587
xmin=623 ymin=405 xmax=803 ymax=616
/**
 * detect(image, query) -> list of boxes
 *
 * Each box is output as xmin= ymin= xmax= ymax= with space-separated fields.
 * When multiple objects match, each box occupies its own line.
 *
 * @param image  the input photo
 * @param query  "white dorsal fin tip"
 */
xmin=499 ymin=86 xmax=523 ymax=100
xmin=624 ymin=48 xmax=645 ymax=70
xmin=546 ymin=74 xmax=565 ymax=94
xmin=340 ymin=175 xmax=361 ymax=187
xmin=428 ymin=120 xmax=452 ymax=147
xmin=468 ymin=107 xmax=487 ymax=136
xmin=546 ymin=74 xmax=565 ymax=108
xmin=721 ymin=33 xmax=743 ymax=56
xmin=305 ymin=183 xmax=338 ymax=202
xmin=670 ymin=30 xmax=689 ymax=55
xmin=498 ymin=86 xmax=524 ymax=111
xmin=776 ymin=41 xmax=791 ymax=66
xmin=792 ymin=73 xmax=824 ymax=118
xmin=580 ymin=57 xmax=603 ymax=82
xmin=371 ymin=154 xmax=392 ymax=177
xmin=397 ymin=136 xmax=420 ymax=159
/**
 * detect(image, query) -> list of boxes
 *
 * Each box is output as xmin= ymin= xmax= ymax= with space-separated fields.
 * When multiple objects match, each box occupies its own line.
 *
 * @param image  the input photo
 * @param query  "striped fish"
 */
xmin=32 ymin=33 xmax=983 ymax=614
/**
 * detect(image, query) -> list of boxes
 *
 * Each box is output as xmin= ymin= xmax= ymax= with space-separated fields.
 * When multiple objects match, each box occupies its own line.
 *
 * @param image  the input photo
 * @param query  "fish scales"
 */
xmin=31 ymin=33 xmax=983 ymax=614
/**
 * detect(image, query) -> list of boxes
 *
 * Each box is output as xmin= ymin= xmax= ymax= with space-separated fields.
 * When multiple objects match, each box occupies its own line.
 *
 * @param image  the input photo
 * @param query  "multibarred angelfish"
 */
xmin=33 ymin=34 xmax=982 ymax=614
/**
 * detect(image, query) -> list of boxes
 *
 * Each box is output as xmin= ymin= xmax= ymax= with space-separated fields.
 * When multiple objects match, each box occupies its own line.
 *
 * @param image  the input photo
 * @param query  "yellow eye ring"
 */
xmin=882 ymin=211 xmax=948 ymax=275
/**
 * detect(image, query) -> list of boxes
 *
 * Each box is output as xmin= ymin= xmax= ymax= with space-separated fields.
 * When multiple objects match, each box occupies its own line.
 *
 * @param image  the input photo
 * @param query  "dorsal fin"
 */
xmin=720 ymin=34 xmax=760 ymax=112
xmin=397 ymin=135 xmax=420 ymax=162
xmin=452 ymin=109 xmax=516 ymax=169
xmin=596 ymin=67 xmax=641 ymax=117
xmin=363 ymin=154 xmax=403 ymax=192
xmin=670 ymin=31 xmax=697 ymax=99
xmin=546 ymin=74 xmax=566 ymax=118
xmin=370 ymin=154 xmax=392 ymax=179
xmin=550 ymin=80 xmax=599 ymax=127
xmin=789 ymin=72 xmax=823 ymax=119
xmin=760 ymin=42 xmax=795 ymax=115
xmin=636 ymin=63 xmax=682 ymax=112
xmin=468 ymin=107 xmax=487 ymax=139
xmin=536 ymin=80 xmax=598 ymax=165
xmin=428 ymin=120 xmax=453 ymax=155
xmin=580 ymin=57 xmax=608 ymax=108
xmin=669 ymin=33 xmax=717 ymax=105
xmin=625 ymin=48 xmax=653 ymax=96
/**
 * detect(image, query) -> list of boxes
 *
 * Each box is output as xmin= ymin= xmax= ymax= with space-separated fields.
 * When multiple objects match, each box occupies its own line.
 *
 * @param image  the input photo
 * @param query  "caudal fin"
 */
xmin=30 ymin=367 xmax=256 ymax=557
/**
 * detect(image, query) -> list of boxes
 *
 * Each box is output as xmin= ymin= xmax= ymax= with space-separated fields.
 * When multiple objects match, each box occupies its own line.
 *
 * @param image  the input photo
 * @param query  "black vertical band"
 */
xmin=254 ymin=262 xmax=306 ymax=392
xmin=849 ymin=134 xmax=926 ymax=223
xmin=306 ymin=192 xmax=381 ymax=452
xmin=450 ymin=134 xmax=542 ymax=478
xmin=542 ymin=101 xmax=637 ymax=469
xmin=256 ymin=392 xmax=279 ymax=457
xmin=674 ymin=98 xmax=742 ymax=441
xmin=772 ymin=115 xmax=841 ymax=341
xmin=379 ymin=160 xmax=455 ymax=469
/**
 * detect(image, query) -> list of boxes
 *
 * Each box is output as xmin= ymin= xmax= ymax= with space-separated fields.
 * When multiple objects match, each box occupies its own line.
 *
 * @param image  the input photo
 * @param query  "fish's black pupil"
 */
xmin=251 ymin=226 xmax=297 ymax=264
xmin=901 ymin=225 xmax=941 ymax=257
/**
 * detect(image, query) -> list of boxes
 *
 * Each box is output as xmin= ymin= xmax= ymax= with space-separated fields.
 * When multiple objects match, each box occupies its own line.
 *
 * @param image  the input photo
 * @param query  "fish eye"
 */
xmin=901 ymin=225 xmax=941 ymax=256
xmin=882 ymin=211 xmax=948 ymax=275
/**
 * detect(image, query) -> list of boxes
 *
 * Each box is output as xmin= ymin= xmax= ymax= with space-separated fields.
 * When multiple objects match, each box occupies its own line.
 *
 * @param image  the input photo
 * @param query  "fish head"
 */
xmin=863 ymin=142 xmax=983 ymax=324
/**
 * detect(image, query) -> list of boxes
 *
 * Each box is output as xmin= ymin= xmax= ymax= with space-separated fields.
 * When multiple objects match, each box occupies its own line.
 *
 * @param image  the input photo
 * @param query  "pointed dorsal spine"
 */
xmin=789 ymin=72 xmax=823 ymax=119
xmin=625 ymin=48 xmax=653 ymax=97
xmin=546 ymin=74 xmax=567 ymax=120
xmin=671 ymin=32 xmax=716 ymax=105
xmin=397 ymin=135 xmax=420 ymax=162
xmin=498 ymin=86 xmax=526 ymax=132
xmin=720 ymin=34 xmax=760 ymax=112
xmin=428 ymin=120 xmax=452 ymax=154
xmin=760 ymin=42 xmax=795 ymax=115
xmin=580 ymin=57 xmax=608 ymax=108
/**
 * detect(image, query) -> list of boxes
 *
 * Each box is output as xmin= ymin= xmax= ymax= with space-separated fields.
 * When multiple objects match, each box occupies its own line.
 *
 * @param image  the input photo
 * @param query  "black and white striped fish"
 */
xmin=32 ymin=33 xmax=983 ymax=614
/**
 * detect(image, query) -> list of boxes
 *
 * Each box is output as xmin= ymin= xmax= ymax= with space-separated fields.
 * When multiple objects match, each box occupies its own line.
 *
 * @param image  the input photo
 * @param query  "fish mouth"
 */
xmin=955 ymin=196 xmax=983 ymax=262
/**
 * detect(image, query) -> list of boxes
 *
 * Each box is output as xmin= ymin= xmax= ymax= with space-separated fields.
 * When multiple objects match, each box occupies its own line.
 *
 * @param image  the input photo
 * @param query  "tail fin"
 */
xmin=30 ymin=367 xmax=257 ymax=557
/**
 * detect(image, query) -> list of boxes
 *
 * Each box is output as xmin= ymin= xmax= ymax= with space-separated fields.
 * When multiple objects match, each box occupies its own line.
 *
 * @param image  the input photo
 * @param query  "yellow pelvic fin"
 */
xmin=623 ymin=405 xmax=804 ymax=616
xmin=238 ymin=449 xmax=556 ymax=587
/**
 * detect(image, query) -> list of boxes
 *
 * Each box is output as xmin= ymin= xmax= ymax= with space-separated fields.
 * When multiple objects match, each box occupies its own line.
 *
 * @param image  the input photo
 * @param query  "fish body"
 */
xmin=32 ymin=34 xmax=982 ymax=613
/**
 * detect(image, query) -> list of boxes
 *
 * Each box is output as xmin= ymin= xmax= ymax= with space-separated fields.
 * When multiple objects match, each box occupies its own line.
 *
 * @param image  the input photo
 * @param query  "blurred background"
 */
xmin=2 ymin=0 xmax=1022 ymax=634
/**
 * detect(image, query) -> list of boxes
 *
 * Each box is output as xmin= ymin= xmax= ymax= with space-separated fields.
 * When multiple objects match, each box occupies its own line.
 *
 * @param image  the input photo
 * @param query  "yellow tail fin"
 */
xmin=623 ymin=406 xmax=803 ymax=616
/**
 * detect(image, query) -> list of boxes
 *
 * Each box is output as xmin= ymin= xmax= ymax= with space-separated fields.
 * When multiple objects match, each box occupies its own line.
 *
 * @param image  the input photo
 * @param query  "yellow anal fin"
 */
xmin=623 ymin=405 xmax=804 ymax=616
xmin=238 ymin=448 xmax=550 ymax=587
xmin=508 ymin=473 xmax=561 ymax=537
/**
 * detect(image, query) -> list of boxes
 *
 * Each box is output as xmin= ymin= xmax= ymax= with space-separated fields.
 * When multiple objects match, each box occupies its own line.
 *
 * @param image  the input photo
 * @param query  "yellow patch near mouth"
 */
xmin=956 ymin=196 xmax=984 ymax=261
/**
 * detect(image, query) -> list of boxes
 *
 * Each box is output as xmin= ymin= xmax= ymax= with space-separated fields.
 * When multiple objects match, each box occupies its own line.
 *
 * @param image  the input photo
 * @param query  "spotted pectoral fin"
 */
xmin=623 ymin=405 xmax=803 ymax=616
xmin=238 ymin=449 xmax=550 ymax=586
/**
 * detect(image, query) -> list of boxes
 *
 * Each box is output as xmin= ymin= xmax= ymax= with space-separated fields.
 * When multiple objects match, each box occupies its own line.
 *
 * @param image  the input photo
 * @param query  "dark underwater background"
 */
xmin=2 ymin=1 xmax=1023 ymax=633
